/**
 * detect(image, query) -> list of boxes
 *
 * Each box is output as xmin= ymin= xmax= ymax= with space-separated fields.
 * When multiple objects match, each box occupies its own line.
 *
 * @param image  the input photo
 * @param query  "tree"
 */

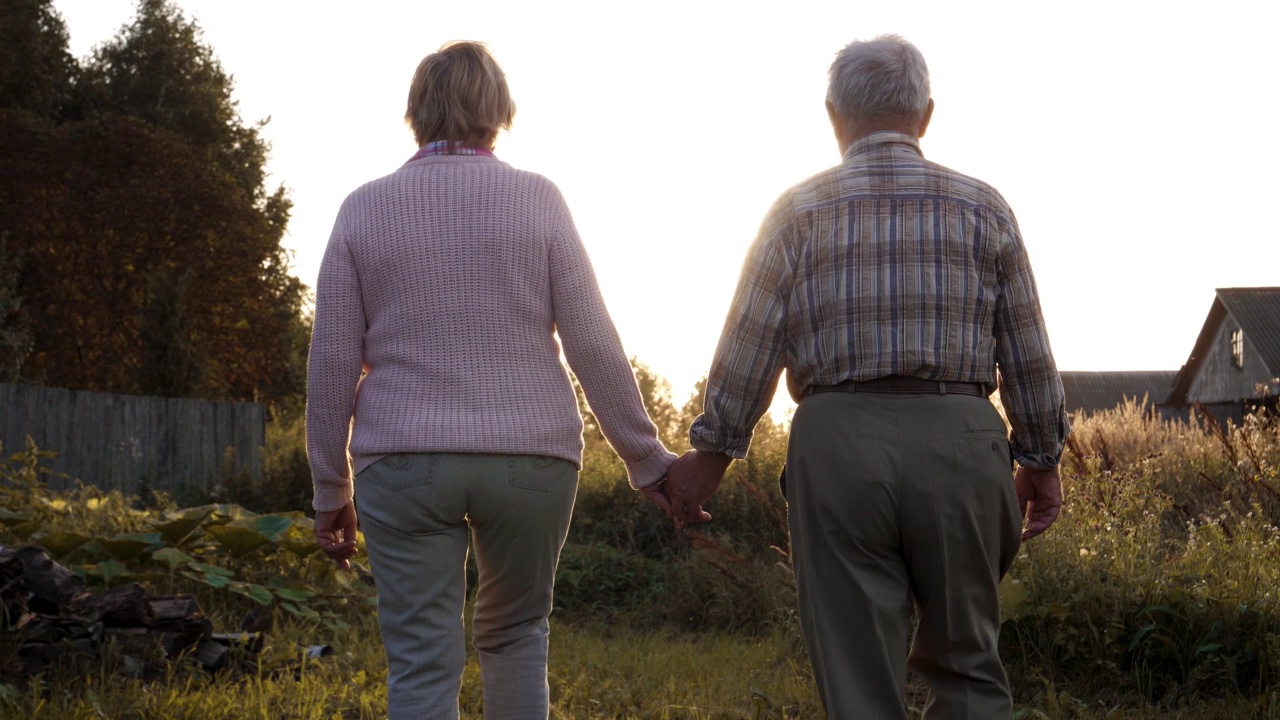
xmin=0 ymin=113 xmax=299 ymax=400
xmin=137 ymin=266 xmax=202 ymax=397
xmin=0 ymin=0 xmax=77 ymax=120
xmin=0 ymin=233 xmax=34 ymax=382
xmin=632 ymin=360 xmax=686 ymax=452
xmin=78 ymin=0 xmax=268 ymax=200
xmin=0 ymin=0 xmax=310 ymax=405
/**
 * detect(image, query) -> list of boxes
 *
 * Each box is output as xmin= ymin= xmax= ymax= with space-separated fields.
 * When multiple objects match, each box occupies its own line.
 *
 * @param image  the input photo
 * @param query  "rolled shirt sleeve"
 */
xmin=993 ymin=218 xmax=1071 ymax=469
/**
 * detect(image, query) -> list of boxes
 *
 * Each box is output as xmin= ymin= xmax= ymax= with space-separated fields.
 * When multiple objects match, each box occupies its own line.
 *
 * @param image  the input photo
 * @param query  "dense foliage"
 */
xmin=0 ymin=0 xmax=309 ymax=405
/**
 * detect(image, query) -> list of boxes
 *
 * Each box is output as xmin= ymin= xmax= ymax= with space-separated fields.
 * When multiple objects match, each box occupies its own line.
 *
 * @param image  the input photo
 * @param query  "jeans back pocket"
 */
xmin=362 ymin=453 xmax=438 ymax=492
xmin=508 ymin=455 xmax=565 ymax=492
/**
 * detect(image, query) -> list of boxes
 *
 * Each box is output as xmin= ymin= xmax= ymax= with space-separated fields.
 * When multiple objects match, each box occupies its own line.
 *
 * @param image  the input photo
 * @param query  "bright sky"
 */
xmin=54 ymin=0 xmax=1280 ymax=408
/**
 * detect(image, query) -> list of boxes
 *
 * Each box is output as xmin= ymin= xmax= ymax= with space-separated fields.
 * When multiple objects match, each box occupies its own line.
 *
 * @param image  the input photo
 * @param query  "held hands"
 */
xmin=314 ymin=500 xmax=359 ymax=570
xmin=1015 ymin=466 xmax=1063 ymax=541
xmin=651 ymin=450 xmax=732 ymax=528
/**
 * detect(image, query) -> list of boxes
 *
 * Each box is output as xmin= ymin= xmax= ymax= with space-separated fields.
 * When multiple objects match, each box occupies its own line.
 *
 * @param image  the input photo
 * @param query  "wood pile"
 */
xmin=0 ymin=545 xmax=259 ymax=678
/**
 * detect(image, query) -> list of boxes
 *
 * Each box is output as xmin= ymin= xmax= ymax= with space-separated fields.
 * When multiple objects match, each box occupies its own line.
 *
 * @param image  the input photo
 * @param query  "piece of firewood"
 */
xmin=193 ymin=639 xmax=228 ymax=670
xmin=73 ymin=583 xmax=155 ymax=627
xmin=14 ymin=546 xmax=85 ymax=607
xmin=148 ymin=595 xmax=200 ymax=623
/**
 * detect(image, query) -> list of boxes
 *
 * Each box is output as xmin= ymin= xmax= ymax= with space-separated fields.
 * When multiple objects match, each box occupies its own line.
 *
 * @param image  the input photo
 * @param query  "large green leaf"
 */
xmin=272 ymin=587 xmax=316 ymax=602
xmin=205 ymin=515 xmax=295 ymax=557
xmin=187 ymin=562 xmax=235 ymax=578
xmin=242 ymin=515 xmax=295 ymax=542
xmin=229 ymin=582 xmax=273 ymax=606
xmin=10 ymin=522 xmax=40 ymax=539
xmin=182 ymin=570 xmax=230 ymax=589
xmin=84 ymin=559 xmax=129 ymax=585
xmin=100 ymin=532 xmax=162 ymax=561
xmin=280 ymin=601 xmax=320 ymax=621
xmin=280 ymin=525 xmax=319 ymax=559
xmin=0 ymin=508 xmax=32 ymax=527
xmin=205 ymin=524 xmax=272 ymax=558
xmin=163 ymin=504 xmax=213 ymax=521
xmin=40 ymin=531 xmax=91 ymax=558
xmin=152 ymin=507 xmax=214 ymax=545
xmin=150 ymin=547 xmax=195 ymax=572
xmin=212 ymin=504 xmax=255 ymax=522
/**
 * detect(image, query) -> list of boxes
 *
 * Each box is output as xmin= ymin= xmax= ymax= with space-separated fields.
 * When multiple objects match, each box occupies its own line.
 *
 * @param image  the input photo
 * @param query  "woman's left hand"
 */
xmin=314 ymin=500 xmax=359 ymax=570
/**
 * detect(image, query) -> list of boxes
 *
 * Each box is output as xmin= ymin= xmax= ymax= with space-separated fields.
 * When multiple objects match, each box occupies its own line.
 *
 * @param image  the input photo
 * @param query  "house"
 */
xmin=1058 ymin=371 xmax=1178 ymax=418
xmin=1164 ymin=287 xmax=1280 ymax=426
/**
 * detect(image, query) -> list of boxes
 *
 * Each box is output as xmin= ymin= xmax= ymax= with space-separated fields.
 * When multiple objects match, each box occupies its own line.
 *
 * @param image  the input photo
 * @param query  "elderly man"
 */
xmin=665 ymin=35 xmax=1070 ymax=718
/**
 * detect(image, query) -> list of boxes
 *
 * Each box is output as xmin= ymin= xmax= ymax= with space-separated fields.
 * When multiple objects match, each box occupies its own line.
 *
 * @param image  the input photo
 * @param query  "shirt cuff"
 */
xmin=625 ymin=447 xmax=679 ymax=489
xmin=688 ymin=416 xmax=751 ymax=459
xmin=1012 ymin=446 xmax=1061 ymax=470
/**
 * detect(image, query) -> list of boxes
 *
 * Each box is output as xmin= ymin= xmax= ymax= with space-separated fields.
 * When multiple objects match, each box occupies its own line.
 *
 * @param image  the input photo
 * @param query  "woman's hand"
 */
xmin=314 ymin=500 xmax=359 ymax=570
xmin=639 ymin=479 xmax=674 ymax=518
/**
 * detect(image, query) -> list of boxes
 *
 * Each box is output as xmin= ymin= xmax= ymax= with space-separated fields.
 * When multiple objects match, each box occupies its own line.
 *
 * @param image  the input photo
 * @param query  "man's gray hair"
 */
xmin=827 ymin=35 xmax=931 ymax=129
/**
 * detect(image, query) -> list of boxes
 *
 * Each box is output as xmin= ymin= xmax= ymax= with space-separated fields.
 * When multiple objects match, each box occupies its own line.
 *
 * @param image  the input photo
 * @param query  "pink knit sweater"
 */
xmin=306 ymin=153 xmax=676 ymax=512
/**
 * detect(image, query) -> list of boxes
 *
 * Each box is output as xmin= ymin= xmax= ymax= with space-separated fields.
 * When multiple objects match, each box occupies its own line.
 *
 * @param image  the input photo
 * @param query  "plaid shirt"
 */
xmin=690 ymin=131 xmax=1070 ymax=469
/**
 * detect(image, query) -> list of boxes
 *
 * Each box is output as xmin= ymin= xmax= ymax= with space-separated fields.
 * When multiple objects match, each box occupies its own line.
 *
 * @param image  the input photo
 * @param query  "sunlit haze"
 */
xmin=54 ymin=0 xmax=1280 ymax=412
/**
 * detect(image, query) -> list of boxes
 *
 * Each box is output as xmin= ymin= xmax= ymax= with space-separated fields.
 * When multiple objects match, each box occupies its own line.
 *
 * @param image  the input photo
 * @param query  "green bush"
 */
xmin=198 ymin=408 xmax=313 ymax=514
xmin=1002 ymin=403 xmax=1280 ymax=706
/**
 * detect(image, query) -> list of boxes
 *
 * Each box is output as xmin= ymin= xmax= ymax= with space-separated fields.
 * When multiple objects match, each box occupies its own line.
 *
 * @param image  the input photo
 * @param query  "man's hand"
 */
xmin=666 ymin=450 xmax=733 ymax=527
xmin=314 ymin=500 xmax=359 ymax=570
xmin=1015 ymin=466 xmax=1062 ymax=541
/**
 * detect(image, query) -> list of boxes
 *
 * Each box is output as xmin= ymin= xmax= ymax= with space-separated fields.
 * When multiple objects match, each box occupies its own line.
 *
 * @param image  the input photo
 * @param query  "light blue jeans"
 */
xmin=355 ymin=453 xmax=578 ymax=720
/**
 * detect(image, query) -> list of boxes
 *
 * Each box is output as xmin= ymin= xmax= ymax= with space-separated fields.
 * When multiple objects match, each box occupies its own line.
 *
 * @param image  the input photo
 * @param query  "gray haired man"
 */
xmin=665 ymin=35 xmax=1071 ymax=718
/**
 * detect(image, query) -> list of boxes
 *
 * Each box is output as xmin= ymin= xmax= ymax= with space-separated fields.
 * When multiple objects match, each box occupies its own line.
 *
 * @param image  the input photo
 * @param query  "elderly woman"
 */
xmin=307 ymin=41 xmax=676 ymax=719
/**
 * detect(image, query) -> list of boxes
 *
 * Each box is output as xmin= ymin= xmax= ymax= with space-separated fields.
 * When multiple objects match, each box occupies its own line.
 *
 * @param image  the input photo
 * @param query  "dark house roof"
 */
xmin=1219 ymin=288 xmax=1280 ymax=374
xmin=1166 ymin=287 xmax=1280 ymax=406
xmin=1059 ymin=371 xmax=1177 ymax=415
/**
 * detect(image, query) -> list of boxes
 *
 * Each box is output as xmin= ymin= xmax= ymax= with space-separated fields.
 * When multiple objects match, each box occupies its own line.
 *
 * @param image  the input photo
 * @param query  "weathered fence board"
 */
xmin=0 ymin=383 xmax=264 ymax=495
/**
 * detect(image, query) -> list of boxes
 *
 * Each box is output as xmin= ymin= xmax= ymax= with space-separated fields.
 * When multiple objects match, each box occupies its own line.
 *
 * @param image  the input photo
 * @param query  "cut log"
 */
xmin=193 ymin=639 xmax=228 ymax=670
xmin=72 ymin=582 xmax=155 ymax=627
xmin=0 ymin=544 xmax=263 ymax=680
xmin=14 ymin=546 xmax=85 ymax=606
xmin=148 ymin=595 xmax=200 ymax=623
xmin=157 ymin=614 xmax=211 ymax=658
xmin=102 ymin=626 xmax=156 ymax=656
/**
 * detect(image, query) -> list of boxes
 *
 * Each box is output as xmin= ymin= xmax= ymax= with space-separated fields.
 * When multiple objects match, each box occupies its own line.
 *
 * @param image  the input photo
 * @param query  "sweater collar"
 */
xmin=406 ymin=141 xmax=496 ymax=164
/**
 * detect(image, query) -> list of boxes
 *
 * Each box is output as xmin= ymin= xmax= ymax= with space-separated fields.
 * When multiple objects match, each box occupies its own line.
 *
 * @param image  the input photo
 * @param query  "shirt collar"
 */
xmin=406 ymin=141 xmax=496 ymax=164
xmin=841 ymin=131 xmax=923 ymax=162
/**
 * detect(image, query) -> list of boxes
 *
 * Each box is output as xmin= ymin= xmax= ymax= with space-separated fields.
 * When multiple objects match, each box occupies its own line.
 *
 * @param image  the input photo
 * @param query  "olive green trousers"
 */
xmin=787 ymin=392 xmax=1022 ymax=719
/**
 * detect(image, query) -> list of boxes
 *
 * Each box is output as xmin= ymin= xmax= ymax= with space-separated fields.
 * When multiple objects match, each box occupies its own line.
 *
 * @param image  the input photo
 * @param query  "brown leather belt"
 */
xmin=805 ymin=376 xmax=990 ymax=398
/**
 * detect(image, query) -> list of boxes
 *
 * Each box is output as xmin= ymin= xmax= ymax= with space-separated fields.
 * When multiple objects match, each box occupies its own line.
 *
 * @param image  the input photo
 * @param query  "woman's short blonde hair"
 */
xmin=405 ymin=41 xmax=515 ymax=149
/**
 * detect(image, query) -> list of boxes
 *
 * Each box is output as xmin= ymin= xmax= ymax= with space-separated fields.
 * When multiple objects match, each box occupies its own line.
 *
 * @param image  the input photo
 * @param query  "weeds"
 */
xmin=3 ymin=401 xmax=1280 ymax=717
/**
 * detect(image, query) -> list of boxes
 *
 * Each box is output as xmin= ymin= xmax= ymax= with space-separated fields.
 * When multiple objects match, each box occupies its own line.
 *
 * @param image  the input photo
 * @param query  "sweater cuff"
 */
xmin=312 ymin=480 xmax=355 ymax=513
xmin=624 ymin=447 xmax=679 ymax=489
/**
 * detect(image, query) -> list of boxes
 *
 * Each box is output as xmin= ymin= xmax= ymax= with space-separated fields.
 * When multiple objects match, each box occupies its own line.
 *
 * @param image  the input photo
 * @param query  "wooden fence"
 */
xmin=0 ymin=383 xmax=265 ymax=495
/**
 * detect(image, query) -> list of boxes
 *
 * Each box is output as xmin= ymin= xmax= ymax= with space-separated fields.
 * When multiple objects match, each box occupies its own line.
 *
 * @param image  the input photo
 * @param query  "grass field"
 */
xmin=2 ymin=400 xmax=1279 ymax=718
